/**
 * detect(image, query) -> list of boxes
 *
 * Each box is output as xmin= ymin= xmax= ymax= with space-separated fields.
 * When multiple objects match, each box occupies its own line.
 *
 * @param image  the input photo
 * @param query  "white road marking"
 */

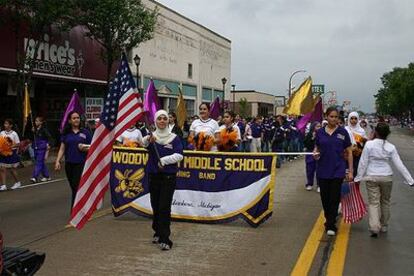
xmin=17 ymin=178 xmax=66 ymax=189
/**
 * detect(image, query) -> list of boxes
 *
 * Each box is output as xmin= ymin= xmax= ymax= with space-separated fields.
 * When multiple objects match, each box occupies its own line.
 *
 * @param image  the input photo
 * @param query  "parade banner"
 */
xmin=110 ymin=147 xmax=276 ymax=227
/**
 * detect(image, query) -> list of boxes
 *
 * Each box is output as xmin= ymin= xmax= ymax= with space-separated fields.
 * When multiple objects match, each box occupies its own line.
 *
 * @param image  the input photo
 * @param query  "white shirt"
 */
xmin=116 ymin=128 xmax=143 ymax=145
xmin=0 ymin=130 xmax=20 ymax=145
xmin=355 ymin=139 xmax=414 ymax=185
xmin=190 ymin=118 xmax=219 ymax=137
xmin=218 ymin=124 xmax=241 ymax=141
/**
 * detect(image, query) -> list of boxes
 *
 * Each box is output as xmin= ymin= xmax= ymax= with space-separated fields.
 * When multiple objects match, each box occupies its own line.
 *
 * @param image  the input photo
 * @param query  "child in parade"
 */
xmin=217 ymin=111 xmax=241 ymax=152
xmin=0 ymin=119 xmax=21 ymax=190
xmin=313 ymin=107 xmax=353 ymax=236
xmin=249 ymin=116 xmax=263 ymax=152
xmin=55 ymin=111 xmax=92 ymax=208
xmin=271 ymin=115 xmax=285 ymax=168
xmin=30 ymin=116 xmax=52 ymax=183
xmin=188 ymin=103 xmax=219 ymax=151
xmin=116 ymin=124 xmax=143 ymax=148
xmin=304 ymin=121 xmax=321 ymax=191
xmin=355 ymin=123 xmax=414 ymax=237
xmin=143 ymin=110 xmax=183 ymax=251
xmin=345 ymin=111 xmax=368 ymax=178
xmin=168 ymin=112 xmax=183 ymax=139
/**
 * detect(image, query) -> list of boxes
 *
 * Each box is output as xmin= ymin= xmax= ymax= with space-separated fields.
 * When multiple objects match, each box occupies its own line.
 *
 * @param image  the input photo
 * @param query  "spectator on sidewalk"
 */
xmin=0 ymin=119 xmax=21 ymax=191
xmin=31 ymin=116 xmax=52 ymax=183
xmin=355 ymin=122 xmax=414 ymax=237
xmin=54 ymin=111 xmax=92 ymax=208
xmin=313 ymin=107 xmax=353 ymax=236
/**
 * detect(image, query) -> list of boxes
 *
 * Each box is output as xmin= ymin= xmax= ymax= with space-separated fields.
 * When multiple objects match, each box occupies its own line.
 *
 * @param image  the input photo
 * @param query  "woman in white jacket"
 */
xmin=355 ymin=122 xmax=414 ymax=237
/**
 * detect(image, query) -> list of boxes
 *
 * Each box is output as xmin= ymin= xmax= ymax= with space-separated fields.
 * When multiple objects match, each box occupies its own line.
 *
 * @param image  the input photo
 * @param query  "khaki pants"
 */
xmin=250 ymin=138 xmax=262 ymax=152
xmin=366 ymin=180 xmax=393 ymax=233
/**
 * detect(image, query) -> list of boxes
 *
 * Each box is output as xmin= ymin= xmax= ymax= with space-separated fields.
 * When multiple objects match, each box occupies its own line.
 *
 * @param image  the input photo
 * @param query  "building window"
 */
xmin=168 ymin=98 xmax=177 ymax=113
xmin=188 ymin=63 xmax=193 ymax=79
xmin=185 ymin=99 xmax=195 ymax=116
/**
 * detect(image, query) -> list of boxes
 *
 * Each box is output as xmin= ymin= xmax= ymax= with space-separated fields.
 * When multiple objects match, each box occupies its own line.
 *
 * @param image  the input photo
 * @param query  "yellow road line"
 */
xmin=327 ymin=220 xmax=351 ymax=276
xmin=64 ymin=208 xmax=112 ymax=229
xmin=291 ymin=211 xmax=325 ymax=276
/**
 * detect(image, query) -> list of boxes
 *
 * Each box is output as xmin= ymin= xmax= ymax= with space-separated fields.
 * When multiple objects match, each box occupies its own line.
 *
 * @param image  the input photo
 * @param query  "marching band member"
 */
xmin=188 ymin=103 xmax=219 ymax=151
xmin=55 ymin=111 xmax=92 ymax=208
xmin=116 ymin=124 xmax=143 ymax=148
xmin=0 ymin=119 xmax=21 ymax=191
xmin=345 ymin=111 xmax=368 ymax=178
xmin=143 ymin=110 xmax=183 ymax=251
xmin=313 ymin=107 xmax=353 ymax=236
xmin=30 ymin=116 xmax=52 ymax=183
xmin=217 ymin=111 xmax=241 ymax=152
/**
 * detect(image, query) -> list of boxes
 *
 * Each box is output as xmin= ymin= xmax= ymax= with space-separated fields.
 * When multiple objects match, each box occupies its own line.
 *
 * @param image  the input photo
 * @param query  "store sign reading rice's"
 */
xmin=24 ymin=34 xmax=82 ymax=77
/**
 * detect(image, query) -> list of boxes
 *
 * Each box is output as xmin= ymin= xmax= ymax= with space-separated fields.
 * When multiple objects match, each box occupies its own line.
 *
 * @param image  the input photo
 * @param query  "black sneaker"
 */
xmin=370 ymin=232 xmax=378 ymax=238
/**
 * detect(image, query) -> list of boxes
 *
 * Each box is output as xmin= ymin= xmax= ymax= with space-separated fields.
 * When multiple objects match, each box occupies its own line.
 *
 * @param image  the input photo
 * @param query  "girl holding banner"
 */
xmin=313 ymin=107 xmax=353 ymax=236
xmin=143 ymin=110 xmax=183 ymax=251
xmin=188 ymin=103 xmax=219 ymax=151
xmin=217 ymin=111 xmax=241 ymax=152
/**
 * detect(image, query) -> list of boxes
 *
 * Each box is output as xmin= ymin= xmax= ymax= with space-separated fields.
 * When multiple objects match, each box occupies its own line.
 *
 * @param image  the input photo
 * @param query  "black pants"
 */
xmin=149 ymin=173 xmax=176 ymax=244
xmin=318 ymin=178 xmax=343 ymax=231
xmin=65 ymin=162 xmax=84 ymax=208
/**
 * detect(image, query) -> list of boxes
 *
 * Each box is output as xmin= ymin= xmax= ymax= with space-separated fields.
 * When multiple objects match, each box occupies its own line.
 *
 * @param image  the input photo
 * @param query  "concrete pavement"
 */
xmin=1 ymin=128 xmax=413 ymax=275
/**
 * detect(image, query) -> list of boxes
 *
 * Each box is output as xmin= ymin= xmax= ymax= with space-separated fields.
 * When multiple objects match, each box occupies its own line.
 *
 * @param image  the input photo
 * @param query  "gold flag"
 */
xmin=283 ymin=77 xmax=315 ymax=115
xmin=23 ymin=83 xmax=32 ymax=136
xmin=176 ymin=87 xmax=187 ymax=129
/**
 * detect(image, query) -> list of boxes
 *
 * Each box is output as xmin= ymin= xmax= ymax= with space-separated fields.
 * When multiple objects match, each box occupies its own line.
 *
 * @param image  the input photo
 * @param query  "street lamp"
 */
xmin=133 ymin=54 xmax=141 ymax=88
xmin=231 ymin=84 xmax=236 ymax=111
xmin=288 ymin=70 xmax=306 ymax=97
xmin=221 ymin=77 xmax=227 ymax=111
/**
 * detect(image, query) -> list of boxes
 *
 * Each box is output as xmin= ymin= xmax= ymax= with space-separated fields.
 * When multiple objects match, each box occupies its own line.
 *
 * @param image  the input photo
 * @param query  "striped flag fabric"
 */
xmin=341 ymin=182 xmax=367 ymax=224
xmin=70 ymin=54 xmax=144 ymax=229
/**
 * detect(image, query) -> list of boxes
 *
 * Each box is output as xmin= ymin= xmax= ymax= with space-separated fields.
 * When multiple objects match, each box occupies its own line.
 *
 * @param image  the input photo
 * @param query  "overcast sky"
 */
xmin=157 ymin=0 xmax=414 ymax=112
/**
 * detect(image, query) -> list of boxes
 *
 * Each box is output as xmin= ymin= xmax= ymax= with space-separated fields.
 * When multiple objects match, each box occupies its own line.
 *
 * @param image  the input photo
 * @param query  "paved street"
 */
xmin=1 ymin=128 xmax=413 ymax=275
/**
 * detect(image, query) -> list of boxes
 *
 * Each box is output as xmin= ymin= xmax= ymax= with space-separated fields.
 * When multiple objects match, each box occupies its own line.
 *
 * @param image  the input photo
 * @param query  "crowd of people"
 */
xmin=1 ymin=103 xmax=413 ymax=247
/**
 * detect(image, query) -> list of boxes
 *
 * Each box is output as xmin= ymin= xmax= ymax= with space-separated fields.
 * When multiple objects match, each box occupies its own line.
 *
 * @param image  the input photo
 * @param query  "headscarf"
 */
xmin=153 ymin=110 xmax=176 ymax=145
xmin=346 ymin=111 xmax=367 ymax=144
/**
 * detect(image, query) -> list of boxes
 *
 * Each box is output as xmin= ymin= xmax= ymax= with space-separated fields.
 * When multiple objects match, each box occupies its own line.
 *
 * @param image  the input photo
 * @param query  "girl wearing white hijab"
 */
xmin=345 ymin=111 xmax=368 ymax=177
xmin=143 ymin=110 xmax=183 ymax=251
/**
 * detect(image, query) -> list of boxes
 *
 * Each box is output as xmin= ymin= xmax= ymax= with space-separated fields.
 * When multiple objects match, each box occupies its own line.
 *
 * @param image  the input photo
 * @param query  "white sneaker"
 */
xmin=327 ymin=230 xmax=336 ymax=236
xmin=0 ymin=185 xmax=7 ymax=191
xmin=317 ymin=187 xmax=320 ymax=193
xmin=306 ymin=186 xmax=313 ymax=191
xmin=380 ymin=226 xmax=388 ymax=233
xmin=40 ymin=177 xmax=51 ymax=182
xmin=30 ymin=178 xmax=37 ymax=183
xmin=11 ymin=182 xmax=21 ymax=190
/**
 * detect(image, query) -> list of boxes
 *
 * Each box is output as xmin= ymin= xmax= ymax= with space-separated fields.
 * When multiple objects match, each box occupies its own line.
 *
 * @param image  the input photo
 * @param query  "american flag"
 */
xmin=341 ymin=182 xmax=367 ymax=224
xmin=70 ymin=54 xmax=144 ymax=229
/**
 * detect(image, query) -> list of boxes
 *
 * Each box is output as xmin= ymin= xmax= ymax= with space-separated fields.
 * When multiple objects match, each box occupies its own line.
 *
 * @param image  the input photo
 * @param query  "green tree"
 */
xmin=375 ymin=63 xmax=414 ymax=119
xmin=74 ymin=0 xmax=158 ymax=83
xmin=0 ymin=0 xmax=75 ymax=128
xmin=239 ymin=97 xmax=249 ymax=118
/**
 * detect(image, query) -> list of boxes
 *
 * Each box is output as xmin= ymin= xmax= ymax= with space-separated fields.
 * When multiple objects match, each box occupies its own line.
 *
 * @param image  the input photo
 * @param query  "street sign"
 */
xmin=312 ymin=84 xmax=325 ymax=95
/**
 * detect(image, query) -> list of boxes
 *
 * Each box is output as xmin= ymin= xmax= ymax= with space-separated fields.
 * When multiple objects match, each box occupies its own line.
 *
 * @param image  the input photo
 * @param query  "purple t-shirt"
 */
xmin=315 ymin=126 xmax=351 ymax=179
xmin=147 ymin=136 xmax=183 ymax=174
xmin=61 ymin=128 xmax=92 ymax=164
xmin=251 ymin=123 xmax=263 ymax=138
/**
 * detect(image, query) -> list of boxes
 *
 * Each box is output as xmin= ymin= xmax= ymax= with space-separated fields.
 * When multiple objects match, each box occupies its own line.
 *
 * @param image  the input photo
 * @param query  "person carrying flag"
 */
xmin=143 ymin=110 xmax=183 ymax=251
